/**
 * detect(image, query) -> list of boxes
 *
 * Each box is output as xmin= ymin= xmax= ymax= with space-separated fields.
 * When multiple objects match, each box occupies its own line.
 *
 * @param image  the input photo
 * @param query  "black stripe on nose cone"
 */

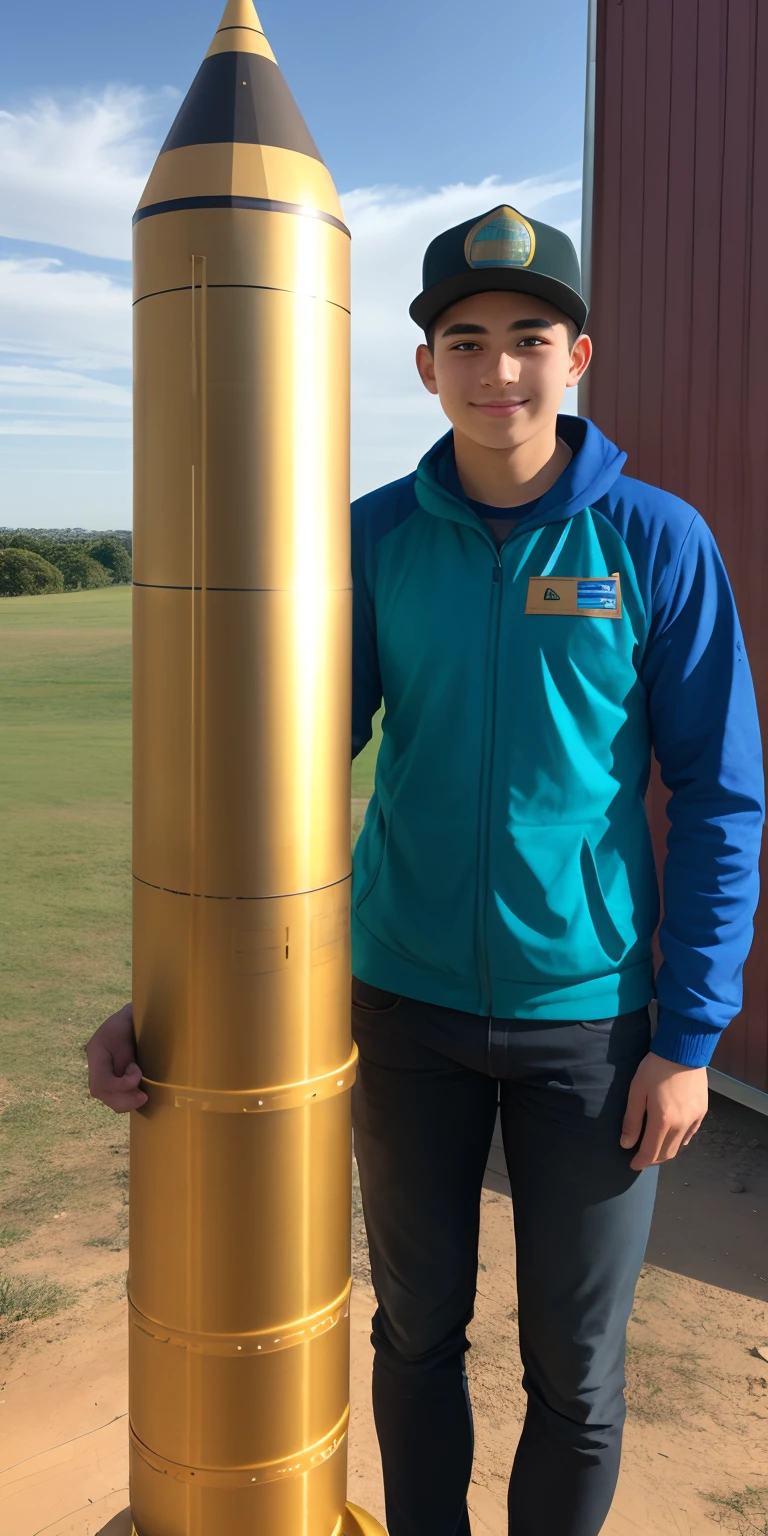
xmin=161 ymin=51 xmax=323 ymax=161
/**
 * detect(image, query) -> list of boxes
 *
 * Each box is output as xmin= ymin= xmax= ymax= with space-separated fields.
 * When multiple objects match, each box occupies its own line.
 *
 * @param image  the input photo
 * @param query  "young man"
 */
xmin=347 ymin=206 xmax=763 ymax=1536
xmin=87 ymin=206 xmax=763 ymax=1535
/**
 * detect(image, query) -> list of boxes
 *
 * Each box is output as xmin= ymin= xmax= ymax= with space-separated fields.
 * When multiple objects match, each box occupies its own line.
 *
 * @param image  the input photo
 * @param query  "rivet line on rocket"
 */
xmin=132 ymin=282 xmax=351 ymax=315
xmin=132 ymin=871 xmax=352 ymax=901
xmin=132 ymin=194 xmax=350 ymax=235
xmin=138 ymin=1048 xmax=358 ymax=1115
xmin=129 ymin=1406 xmax=350 ymax=1487
xmin=128 ymin=1279 xmax=352 ymax=1354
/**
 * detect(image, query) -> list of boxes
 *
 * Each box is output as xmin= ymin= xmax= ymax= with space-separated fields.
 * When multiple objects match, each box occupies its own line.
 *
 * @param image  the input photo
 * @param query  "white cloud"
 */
xmin=0 ymin=87 xmax=583 ymax=522
xmin=0 ymin=364 xmax=130 ymax=407
xmin=0 ymin=261 xmax=131 ymax=373
xmin=0 ymin=89 xmax=172 ymax=260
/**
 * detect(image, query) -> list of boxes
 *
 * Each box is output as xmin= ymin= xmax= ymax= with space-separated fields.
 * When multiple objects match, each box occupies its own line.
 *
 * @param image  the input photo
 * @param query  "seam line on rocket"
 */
xmin=132 ymin=581 xmax=353 ymax=591
xmin=132 ymin=872 xmax=352 ymax=901
xmin=133 ymin=194 xmax=350 ymax=235
xmin=133 ymin=282 xmax=351 ymax=315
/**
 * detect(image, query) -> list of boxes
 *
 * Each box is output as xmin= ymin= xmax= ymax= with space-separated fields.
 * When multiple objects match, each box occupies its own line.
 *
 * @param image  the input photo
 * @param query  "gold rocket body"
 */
xmin=129 ymin=4 xmax=383 ymax=1532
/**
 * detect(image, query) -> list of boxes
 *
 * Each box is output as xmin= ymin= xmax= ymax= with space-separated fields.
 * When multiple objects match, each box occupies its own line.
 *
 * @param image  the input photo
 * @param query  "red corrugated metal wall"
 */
xmin=588 ymin=0 xmax=768 ymax=1091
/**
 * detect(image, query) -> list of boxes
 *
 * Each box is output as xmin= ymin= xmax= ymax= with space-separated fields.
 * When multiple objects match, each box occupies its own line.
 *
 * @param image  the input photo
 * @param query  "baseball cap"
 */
xmin=409 ymin=204 xmax=588 ymax=336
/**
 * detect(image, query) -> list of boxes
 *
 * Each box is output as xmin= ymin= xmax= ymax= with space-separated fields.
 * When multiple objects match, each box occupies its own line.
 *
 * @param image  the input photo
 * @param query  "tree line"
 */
xmin=0 ymin=530 xmax=132 ymax=597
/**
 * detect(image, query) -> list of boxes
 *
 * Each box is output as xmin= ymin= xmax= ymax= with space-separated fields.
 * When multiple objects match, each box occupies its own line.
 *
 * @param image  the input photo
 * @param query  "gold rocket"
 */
xmin=129 ymin=2 xmax=384 ymax=1531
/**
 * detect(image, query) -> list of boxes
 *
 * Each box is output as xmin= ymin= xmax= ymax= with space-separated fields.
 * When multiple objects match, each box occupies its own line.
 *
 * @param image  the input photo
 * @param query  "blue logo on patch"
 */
xmin=577 ymin=579 xmax=617 ymax=611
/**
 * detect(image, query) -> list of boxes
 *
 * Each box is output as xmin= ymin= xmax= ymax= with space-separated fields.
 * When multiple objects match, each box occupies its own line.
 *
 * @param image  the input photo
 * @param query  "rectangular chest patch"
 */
xmin=525 ymin=573 xmax=622 ymax=619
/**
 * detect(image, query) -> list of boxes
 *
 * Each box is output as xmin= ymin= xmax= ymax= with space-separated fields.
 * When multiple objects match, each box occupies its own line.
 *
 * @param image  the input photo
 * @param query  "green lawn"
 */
xmin=0 ymin=589 xmax=134 ymax=1242
xmin=0 ymin=587 xmax=380 ymax=1253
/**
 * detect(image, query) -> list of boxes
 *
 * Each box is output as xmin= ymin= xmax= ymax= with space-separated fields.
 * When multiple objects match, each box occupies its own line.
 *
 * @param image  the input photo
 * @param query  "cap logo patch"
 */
xmin=464 ymin=206 xmax=535 ymax=270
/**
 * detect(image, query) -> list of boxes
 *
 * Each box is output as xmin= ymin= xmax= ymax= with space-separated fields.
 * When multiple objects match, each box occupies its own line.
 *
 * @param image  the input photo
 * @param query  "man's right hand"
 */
xmin=85 ymin=1002 xmax=148 ymax=1113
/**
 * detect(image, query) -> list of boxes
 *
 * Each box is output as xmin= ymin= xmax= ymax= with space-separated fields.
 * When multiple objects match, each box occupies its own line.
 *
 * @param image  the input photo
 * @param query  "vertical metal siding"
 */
xmin=589 ymin=0 xmax=768 ymax=1091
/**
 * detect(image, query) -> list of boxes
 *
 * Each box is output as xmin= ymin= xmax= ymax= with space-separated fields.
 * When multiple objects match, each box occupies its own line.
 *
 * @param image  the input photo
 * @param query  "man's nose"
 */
xmin=481 ymin=351 xmax=520 ymax=387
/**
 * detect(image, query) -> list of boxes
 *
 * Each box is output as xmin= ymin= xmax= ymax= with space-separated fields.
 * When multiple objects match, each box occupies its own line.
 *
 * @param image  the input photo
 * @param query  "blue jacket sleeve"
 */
xmin=642 ymin=516 xmax=764 ymax=1066
xmin=351 ymin=497 xmax=382 ymax=760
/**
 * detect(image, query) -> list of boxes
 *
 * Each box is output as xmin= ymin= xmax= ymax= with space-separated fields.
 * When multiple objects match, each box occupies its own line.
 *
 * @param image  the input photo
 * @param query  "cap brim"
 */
xmin=409 ymin=269 xmax=588 ymax=335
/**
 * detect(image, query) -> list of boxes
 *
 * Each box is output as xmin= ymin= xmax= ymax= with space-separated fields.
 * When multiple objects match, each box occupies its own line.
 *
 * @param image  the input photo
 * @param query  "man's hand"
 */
xmin=621 ymin=1052 xmax=708 ymax=1171
xmin=85 ymin=1002 xmax=147 ymax=1113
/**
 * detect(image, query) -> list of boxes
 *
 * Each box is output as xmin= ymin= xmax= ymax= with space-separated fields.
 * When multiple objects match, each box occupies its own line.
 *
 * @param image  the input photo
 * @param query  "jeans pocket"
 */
xmin=578 ymin=1016 xmax=616 ymax=1034
xmin=352 ymin=977 xmax=402 ymax=1014
xmin=580 ymin=1008 xmax=651 ymax=1066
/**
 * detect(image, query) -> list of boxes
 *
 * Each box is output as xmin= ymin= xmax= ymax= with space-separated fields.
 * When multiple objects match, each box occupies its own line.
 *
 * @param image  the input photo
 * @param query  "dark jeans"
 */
xmin=351 ymin=981 xmax=658 ymax=1536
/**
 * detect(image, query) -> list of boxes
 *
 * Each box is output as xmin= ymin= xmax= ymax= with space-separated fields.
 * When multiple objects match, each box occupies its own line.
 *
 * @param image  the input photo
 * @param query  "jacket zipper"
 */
xmin=437 ymin=498 xmax=573 ymax=1020
xmin=476 ymin=556 xmax=502 ymax=1016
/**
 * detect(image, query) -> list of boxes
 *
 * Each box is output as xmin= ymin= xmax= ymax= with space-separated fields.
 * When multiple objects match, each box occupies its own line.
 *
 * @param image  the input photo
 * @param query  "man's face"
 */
xmin=415 ymin=290 xmax=591 ymax=449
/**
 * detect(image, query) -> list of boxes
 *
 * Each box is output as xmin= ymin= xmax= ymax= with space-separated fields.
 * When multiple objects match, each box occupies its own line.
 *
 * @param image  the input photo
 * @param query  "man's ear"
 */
xmin=416 ymin=343 xmax=439 ymax=396
xmin=567 ymin=334 xmax=593 ymax=388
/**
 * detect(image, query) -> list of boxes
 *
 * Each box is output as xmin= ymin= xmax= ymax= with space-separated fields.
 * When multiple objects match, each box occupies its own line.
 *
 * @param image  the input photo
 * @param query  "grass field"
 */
xmin=0 ymin=586 xmax=380 ymax=1310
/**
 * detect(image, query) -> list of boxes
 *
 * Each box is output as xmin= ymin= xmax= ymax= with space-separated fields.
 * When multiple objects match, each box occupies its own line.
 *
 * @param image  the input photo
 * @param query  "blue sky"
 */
xmin=0 ymin=0 xmax=588 ymax=529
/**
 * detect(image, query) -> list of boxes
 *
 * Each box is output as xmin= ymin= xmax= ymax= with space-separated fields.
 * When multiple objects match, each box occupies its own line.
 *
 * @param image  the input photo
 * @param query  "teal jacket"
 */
xmin=351 ymin=417 xmax=764 ymax=1066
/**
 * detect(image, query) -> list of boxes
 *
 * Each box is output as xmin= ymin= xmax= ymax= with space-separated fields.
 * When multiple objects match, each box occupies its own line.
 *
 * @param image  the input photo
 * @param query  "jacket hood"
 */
xmin=414 ymin=415 xmax=627 ymax=532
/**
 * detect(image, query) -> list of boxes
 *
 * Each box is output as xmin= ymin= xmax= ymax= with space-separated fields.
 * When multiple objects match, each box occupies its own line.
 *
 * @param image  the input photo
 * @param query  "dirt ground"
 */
xmin=1 ymin=1091 xmax=767 ymax=1536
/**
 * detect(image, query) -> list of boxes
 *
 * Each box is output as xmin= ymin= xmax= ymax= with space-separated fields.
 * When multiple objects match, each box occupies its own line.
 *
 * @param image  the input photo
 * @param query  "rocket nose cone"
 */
xmin=159 ymin=0 xmax=323 ymax=162
xmin=215 ymin=0 xmax=265 ymax=30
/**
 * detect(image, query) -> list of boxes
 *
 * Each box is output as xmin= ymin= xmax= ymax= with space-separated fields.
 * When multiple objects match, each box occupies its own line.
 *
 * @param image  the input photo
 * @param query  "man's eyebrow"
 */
xmin=440 ymin=316 xmax=556 ymax=338
xmin=440 ymin=321 xmax=487 ymax=337
xmin=509 ymin=317 xmax=555 ymax=331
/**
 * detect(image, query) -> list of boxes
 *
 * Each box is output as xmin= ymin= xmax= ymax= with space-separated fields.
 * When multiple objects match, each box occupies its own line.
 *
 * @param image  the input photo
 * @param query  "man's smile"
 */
xmin=471 ymin=399 xmax=528 ymax=417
